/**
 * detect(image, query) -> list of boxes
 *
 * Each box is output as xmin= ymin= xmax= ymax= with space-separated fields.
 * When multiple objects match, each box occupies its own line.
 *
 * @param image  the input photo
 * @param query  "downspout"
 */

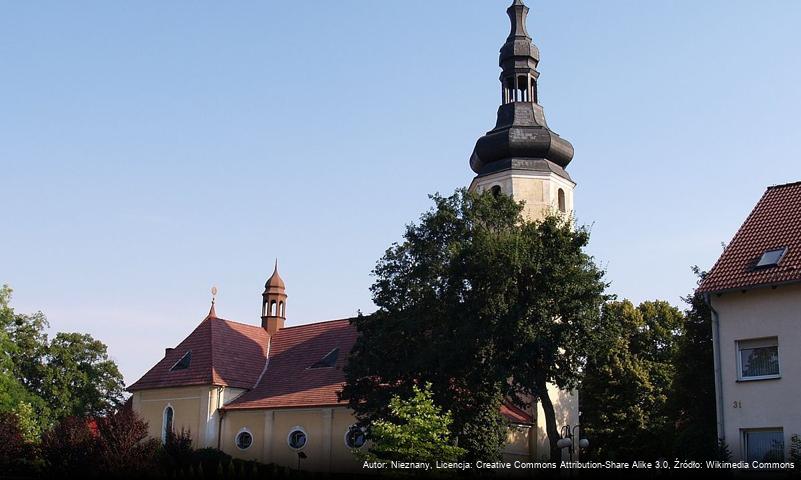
xmin=218 ymin=407 xmax=225 ymax=450
xmin=704 ymin=293 xmax=725 ymax=443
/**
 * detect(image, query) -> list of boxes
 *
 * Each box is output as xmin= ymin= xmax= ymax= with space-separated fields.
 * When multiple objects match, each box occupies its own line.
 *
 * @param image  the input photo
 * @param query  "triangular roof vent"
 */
xmin=170 ymin=351 xmax=192 ymax=371
xmin=310 ymin=348 xmax=339 ymax=369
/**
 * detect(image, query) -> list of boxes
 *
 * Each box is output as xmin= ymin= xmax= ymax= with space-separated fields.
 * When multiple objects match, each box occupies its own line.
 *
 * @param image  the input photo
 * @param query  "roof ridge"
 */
xmin=209 ymin=315 xmax=217 ymax=384
xmin=213 ymin=317 xmax=263 ymax=330
xmin=251 ymin=335 xmax=272 ymax=390
xmin=767 ymin=180 xmax=801 ymax=190
xmin=279 ymin=317 xmax=356 ymax=331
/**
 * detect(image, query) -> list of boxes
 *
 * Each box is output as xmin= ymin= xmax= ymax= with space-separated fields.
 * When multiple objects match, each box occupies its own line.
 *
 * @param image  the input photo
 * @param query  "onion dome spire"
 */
xmin=470 ymin=0 xmax=574 ymax=177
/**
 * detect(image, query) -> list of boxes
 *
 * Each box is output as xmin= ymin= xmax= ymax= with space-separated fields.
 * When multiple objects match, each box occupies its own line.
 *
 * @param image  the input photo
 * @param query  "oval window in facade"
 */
xmin=287 ymin=427 xmax=307 ymax=450
xmin=236 ymin=429 xmax=253 ymax=450
xmin=344 ymin=425 xmax=366 ymax=449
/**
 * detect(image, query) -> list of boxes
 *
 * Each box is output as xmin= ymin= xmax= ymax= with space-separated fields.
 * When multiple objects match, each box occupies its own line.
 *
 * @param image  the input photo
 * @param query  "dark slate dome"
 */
xmin=469 ymin=0 xmax=574 ymax=176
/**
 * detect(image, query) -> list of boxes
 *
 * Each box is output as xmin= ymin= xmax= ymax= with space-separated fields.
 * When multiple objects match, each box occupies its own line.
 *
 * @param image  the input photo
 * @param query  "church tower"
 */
xmin=261 ymin=261 xmax=287 ymax=335
xmin=469 ymin=0 xmax=575 ymax=221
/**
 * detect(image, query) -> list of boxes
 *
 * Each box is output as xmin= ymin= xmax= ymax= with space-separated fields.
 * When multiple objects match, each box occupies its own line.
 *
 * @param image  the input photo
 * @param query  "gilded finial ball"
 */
xmin=211 ymin=286 xmax=218 ymax=297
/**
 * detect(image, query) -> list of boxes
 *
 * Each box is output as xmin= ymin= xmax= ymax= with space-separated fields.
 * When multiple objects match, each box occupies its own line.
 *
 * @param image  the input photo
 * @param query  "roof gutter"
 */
xmin=703 ymin=293 xmax=725 ymax=444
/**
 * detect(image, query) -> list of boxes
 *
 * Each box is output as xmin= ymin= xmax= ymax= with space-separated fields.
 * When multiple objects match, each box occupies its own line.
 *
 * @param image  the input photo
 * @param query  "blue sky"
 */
xmin=2 ymin=1 xmax=800 ymax=385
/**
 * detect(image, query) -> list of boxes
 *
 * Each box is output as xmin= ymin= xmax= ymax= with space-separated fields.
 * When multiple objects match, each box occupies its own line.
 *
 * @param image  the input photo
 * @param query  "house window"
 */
xmin=737 ymin=337 xmax=779 ymax=380
xmin=743 ymin=429 xmax=784 ymax=462
xmin=162 ymin=405 xmax=174 ymax=444
xmin=235 ymin=429 xmax=253 ymax=450
xmin=287 ymin=427 xmax=307 ymax=450
xmin=344 ymin=425 xmax=366 ymax=449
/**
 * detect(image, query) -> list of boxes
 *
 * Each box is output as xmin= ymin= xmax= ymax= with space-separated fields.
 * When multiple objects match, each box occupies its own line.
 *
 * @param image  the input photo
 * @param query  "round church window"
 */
xmin=287 ymin=427 xmax=307 ymax=450
xmin=344 ymin=425 xmax=366 ymax=449
xmin=235 ymin=430 xmax=253 ymax=450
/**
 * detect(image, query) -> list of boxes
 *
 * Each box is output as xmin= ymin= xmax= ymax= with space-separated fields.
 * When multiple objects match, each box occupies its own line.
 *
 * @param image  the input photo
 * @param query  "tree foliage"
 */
xmin=581 ymin=300 xmax=683 ymax=460
xmin=360 ymin=383 xmax=466 ymax=463
xmin=40 ymin=416 xmax=98 ymax=475
xmin=95 ymin=407 xmax=160 ymax=476
xmin=0 ymin=284 xmax=125 ymax=439
xmin=581 ymin=269 xmax=718 ymax=460
xmin=0 ymin=411 xmax=30 ymax=469
xmin=671 ymin=268 xmax=717 ymax=459
xmin=42 ymin=332 xmax=125 ymax=419
xmin=344 ymin=189 xmax=608 ymax=461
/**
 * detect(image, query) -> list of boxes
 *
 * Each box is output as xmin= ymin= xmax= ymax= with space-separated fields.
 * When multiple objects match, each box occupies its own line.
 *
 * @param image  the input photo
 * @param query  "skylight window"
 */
xmin=310 ymin=348 xmax=339 ymax=369
xmin=755 ymin=247 xmax=788 ymax=268
xmin=170 ymin=351 xmax=192 ymax=371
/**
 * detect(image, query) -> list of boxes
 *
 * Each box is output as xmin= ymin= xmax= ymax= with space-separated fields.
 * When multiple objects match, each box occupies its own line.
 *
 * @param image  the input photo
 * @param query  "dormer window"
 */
xmin=170 ymin=351 xmax=191 ymax=371
xmin=310 ymin=348 xmax=339 ymax=369
xmin=755 ymin=247 xmax=788 ymax=269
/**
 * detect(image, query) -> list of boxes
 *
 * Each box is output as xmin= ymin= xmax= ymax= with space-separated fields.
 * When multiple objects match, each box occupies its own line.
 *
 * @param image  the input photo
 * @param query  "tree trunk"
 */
xmin=536 ymin=377 xmax=563 ymax=464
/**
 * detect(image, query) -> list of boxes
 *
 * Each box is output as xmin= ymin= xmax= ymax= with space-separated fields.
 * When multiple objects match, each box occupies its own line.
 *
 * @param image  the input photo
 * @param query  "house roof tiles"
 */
xmin=699 ymin=181 xmax=801 ymax=294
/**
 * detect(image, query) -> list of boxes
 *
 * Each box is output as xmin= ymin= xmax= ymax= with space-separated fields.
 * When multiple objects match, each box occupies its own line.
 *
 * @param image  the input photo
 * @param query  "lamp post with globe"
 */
xmin=557 ymin=425 xmax=590 ymax=462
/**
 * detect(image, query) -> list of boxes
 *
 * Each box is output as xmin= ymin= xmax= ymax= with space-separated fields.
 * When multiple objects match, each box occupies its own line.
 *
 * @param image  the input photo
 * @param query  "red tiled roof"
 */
xmin=128 ymin=316 xmax=270 ymax=391
xmin=224 ymin=319 xmax=358 ymax=410
xmin=501 ymin=403 xmax=533 ymax=425
xmin=699 ymin=181 xmax=801 ymax=294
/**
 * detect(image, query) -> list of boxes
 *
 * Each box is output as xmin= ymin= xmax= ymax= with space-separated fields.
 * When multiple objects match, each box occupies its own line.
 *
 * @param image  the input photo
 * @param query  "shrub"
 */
xmin=194 ymin=447 xmax=231 ymax=479
xmin=716 ymin=439 xmax=732 ymax=462
xmin=40 ymin=416 xmax=98 ymax=476
xmin=0 ymin=411 xmax=32 ymax=474
xmin=95 ymin=407 xmax=159 ymax=477
xmin=161 ymin=428 xmax=193 ymax=477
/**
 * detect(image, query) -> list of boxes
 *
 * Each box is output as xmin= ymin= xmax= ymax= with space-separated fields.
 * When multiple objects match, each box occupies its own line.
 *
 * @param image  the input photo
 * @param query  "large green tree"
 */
xmin=671 ymin=268 xmax=717 ymax=459
xmin=343 ymin=190 xmax=608 ymax=461
xmin=580 ymin=269 xmax=718 ymax=461
xmin=580 ymin=300 xmax=683 ymax=460
xmin=41 ymin=332 xmax=125 ymax=419
xmin=0 ymin=284 xmax=125 ymax=433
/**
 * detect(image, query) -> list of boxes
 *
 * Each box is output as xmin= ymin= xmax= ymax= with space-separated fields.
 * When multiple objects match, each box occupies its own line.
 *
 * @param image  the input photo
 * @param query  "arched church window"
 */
xmin=558 ymin=189 xmax=566 ymax=213
xmin=279 ymin=301 xmax=284 ymax=317
xmin=271 ymin=300 xmax=277 ymax=316
xmin=490 ymin=185 xmax=502 ymax=197
xmin=162 ymin=405 xmax=174 ymax=444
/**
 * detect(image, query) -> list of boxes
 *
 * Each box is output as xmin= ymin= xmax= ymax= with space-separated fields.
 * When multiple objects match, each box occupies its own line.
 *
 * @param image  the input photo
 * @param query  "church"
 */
xmin=129 ymin=1 xmax=578 ymax=471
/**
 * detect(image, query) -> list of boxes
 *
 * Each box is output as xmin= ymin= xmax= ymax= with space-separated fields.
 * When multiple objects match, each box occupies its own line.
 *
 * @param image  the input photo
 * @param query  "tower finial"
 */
xmin=208 ymin=286 xmax=218 ymax=318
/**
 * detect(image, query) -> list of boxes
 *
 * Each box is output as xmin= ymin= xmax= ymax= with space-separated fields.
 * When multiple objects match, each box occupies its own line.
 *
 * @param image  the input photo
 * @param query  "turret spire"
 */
xmin=261 ymin=259 xmax=287 ymax=334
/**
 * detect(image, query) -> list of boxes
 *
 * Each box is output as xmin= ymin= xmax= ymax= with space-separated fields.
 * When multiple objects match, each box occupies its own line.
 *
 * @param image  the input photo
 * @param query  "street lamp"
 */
xmin=559 ymin=424 xmax=589 ymax=461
